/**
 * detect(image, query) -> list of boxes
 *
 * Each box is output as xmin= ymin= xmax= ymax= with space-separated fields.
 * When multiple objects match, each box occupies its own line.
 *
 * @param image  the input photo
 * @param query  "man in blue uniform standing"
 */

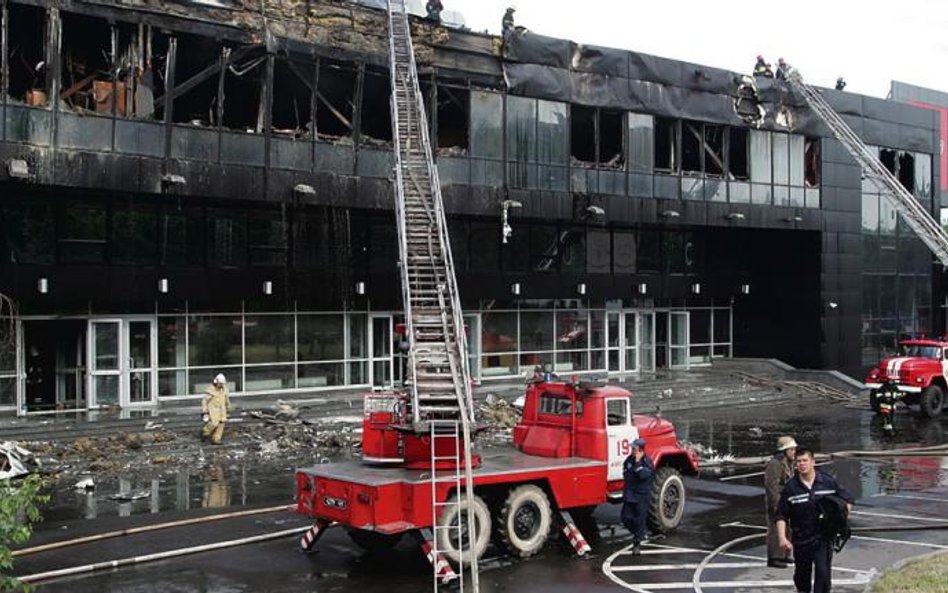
xmin=622 ymin=437 xmax=654 ymax=556
xmin=775 ymin=448 xmax=854 ymax=593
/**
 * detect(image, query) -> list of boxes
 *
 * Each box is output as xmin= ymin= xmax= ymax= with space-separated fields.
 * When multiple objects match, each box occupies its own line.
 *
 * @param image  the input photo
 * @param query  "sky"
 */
xmin=445 ymin=0 xmax=948 ymax=99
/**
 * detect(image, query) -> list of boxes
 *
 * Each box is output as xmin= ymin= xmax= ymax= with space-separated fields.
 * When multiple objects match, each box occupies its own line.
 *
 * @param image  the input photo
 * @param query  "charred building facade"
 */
xmin=0 ymin=0 xmax=939 ymax=413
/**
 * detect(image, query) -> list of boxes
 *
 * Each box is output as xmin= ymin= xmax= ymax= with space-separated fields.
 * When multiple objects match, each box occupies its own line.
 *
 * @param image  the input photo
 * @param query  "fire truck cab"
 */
xmin=865 ymin=339 xmax=948 ymax=418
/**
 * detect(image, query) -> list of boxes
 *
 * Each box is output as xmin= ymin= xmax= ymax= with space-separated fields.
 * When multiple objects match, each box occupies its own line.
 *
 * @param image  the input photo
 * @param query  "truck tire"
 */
xmin=869 ymin=390 xmax=881 ymax=413
xmin=496 ymin=484 xmax=552 ymax=558
xmin=436 ymin=492 xmax=491 ymax=567
xmin=920 ymin=385 xmax=945 ymax=418
xmin=346 ymin=528 xmax=404 ymax=552
xmin=648 ymin=466 xmax=685 ymax=533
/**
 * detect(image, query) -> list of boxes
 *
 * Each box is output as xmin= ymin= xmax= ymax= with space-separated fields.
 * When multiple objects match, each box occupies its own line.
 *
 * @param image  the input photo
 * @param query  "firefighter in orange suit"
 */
xmin=202 ymin=373 xmax=231 ymax=444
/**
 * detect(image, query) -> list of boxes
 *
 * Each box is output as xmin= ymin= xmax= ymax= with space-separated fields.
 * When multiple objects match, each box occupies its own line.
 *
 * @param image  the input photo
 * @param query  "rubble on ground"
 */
xmin=1 ymin=441 xmax=38 ymax=479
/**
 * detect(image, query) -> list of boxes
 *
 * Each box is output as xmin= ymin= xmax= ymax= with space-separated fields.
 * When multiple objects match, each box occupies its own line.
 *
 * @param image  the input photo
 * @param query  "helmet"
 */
xmin=214 ymin=373 xmax=226 ymax=385
xmin=632 ymin=438 xmax=646 ymax=449
xmin=778 ymin=57 xmax=786 ymax=65
xmin=756 ymin=54 xmax=763 ymax=60
xmin=777 ymin=435 xmax=799 ymax=451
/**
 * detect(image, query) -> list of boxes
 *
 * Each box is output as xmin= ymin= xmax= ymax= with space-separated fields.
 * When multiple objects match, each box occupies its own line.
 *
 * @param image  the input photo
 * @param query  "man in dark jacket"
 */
xmin=765 ymin=435 xmax=797 ymax=567
xmin=621 ymin=437 xmax=654 ymax=556
xmin=776 ymin=448 xmax=854 ymax=593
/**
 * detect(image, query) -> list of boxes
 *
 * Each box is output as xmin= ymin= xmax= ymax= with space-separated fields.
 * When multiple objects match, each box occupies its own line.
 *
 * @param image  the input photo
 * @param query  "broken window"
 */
xmin=6 ymin=3 xmax=48 ymax=104
xmin=681 ymin=121 xmax=701 ymax=174
xmin=316 ymin=59 xmax=356 ymax=141
xmin=437 ymin=84 xmax=469 ymax=154
xmin=915 ymin=152 xmax=932 ymax=198
xmin=897 ymin=151 xmax=915 ymax=193
xmin=570 ymin=106 xmax=623 ymax=167
xmin=729 ymin=128 xmax=749 ymax=180
xmin=59 ymin=12 xmax=112 ymax=113
xmin=222 ymin=44 xmax=266 ymax=132
xmin=272 ymin=57 xmax=314 ymax=137
xmin=570 ymin=104 xmax=596 ymax=164
xmin=172 ymin=32 xmax=221 ymax=126
xmin=360 ymin=66 xmax=392 ymax=144
xmin=703 ymin=125 xmax=724 ymax=177
xmin=654 ymin=117 xmax=678 ymax=173
xmin=804 ymin=138 xmax=820 ymax=187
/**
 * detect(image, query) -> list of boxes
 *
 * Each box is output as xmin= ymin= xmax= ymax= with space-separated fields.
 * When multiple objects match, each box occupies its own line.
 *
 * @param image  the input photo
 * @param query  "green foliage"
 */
xmin=0 ymin=475 xmax=47 ymax=592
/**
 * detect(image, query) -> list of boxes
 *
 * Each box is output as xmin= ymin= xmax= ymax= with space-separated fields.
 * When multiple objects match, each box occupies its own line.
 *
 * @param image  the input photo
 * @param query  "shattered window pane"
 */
xmin=6 ymin=4 xmax=48 ymax=104
xmin=749 ymin=130 xmax=771 ymax=183
xmin=654 ymin=117 xmax=677 ymax=173
xmin=628 ymin=113 xmax=654 ymax=172
xmin=437 ymin=85 xmax=469 ymax=153
xmin=537 ymin=100 xmax=568 ymax=165
xmin=915 ymin=152 xmax=932 ymax=201
xmin=729 ymin=128 xmax=749 ymax=180
xmin=470 ymin=90 xmax=503 ymax=158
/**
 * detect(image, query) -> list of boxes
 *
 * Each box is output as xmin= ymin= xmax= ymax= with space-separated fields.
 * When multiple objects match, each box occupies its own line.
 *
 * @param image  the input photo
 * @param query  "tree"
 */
xmin=0 ymin=474 xmax=47 ymax=592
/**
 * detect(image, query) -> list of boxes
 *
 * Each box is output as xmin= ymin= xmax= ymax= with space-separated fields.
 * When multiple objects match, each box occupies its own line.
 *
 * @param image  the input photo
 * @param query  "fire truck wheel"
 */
xmin=497 ymin=484 xmax=552 ymax=557
xmin=869 ymin=390 xmax=881 ymax=413
xmin=920 ymin=385 xmax=945 ymax=418
xmin=436 ymin=492 xmax=491 ymax=567
xmin=346 ymin=528 xmax=404 ymax=552
xmin=648 ymin=467 xmax=685 ymax=533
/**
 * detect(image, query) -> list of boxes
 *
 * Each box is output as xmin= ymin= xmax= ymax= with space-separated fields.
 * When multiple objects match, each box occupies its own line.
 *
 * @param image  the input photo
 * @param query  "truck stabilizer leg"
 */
xmin=559 ymin=510 xmax=591 ymax=556
xmin=416 ymin=528 xmax=459 ymax=585
xmin=299 ymin=519 xmax=334 ymax=552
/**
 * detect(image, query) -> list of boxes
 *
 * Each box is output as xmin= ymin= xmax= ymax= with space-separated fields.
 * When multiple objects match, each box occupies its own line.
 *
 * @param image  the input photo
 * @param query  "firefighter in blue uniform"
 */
xmin=775 ymin=447 xmax=854 ymax=593
xmin=621 ymin=437 xmax=654 ymax=556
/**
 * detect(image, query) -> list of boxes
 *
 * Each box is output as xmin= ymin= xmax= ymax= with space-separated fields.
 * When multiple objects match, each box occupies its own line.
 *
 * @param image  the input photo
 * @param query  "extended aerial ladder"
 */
xmin=384 ymin=1 xmax=479 ymax=590
xmin=785 ymin=70 xmax=948 ymax=266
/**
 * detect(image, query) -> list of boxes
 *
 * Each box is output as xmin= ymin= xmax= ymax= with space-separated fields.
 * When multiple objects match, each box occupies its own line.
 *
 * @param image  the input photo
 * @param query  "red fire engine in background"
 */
xmin=865 ymin=339 xmax=948 ymax=418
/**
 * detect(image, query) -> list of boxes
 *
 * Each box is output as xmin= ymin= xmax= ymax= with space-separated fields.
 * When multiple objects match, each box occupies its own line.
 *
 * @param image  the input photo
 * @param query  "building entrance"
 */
xmin=22 ymin=320 xmax=86 ymax=412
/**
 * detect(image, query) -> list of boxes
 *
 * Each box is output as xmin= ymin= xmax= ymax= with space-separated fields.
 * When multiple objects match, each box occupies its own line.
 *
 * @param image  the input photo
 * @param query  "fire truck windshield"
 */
xmin=899 ymin=344 xmax=942 ymax=359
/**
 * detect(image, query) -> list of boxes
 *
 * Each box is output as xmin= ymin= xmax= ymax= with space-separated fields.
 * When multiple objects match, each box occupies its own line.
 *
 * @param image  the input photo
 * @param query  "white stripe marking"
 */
xmin=871 ymin=493 xmax=948 ymax=503
xmin=728 ymin=521 xmax=948 ymax=550
xmin=851 ymin=509 xmax=948 ymax=523
xmin=623 ymin=577 xmax=871 ymax=590
xmin=609 ymin=562 xmax=762 ymax=571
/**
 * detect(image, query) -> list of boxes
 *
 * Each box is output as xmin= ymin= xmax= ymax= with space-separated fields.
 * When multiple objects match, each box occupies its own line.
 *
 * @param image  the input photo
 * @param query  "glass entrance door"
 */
xmin=88 ymin=318 xmax=157 ymax=408
xmin=638 ymin=312 xmax=656 ymax=373
xmin=624 ymin=312 xmax=638 ymax=372
xmin=89 ymin=320 xmax=121 ymax=407
xmin=370 ymin=315 xmax=393 ymax=388
xmin=605 ymin=311 xmax=621 ymax=372
xmin=669 ymin=311 xmax=690 ymax=369
xmin=126 ymin=319 xmax=156 ymax=406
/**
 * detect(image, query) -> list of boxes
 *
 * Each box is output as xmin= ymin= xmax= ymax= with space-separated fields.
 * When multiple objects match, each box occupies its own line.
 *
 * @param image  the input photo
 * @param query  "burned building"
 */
xmin=0 ymin=0 xmax=939 ymax=413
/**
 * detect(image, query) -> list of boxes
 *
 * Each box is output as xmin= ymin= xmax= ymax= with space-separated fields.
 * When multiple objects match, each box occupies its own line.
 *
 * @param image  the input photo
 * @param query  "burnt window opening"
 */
xmin=879 ymin=148 xmax=897 ymax=177
xmin=728 ymin=128 xmax=749 ymax=180
xmin=316 ymin=59 xmax=356 ymax=141
xmin=359 ymin=67 xmax=392 ymax=144
xmin=272 ymin=58 xmax=314 ymax=137
xmin=114 ymin=23 xmax=162 ymax=120
xmin=654 ymin=117 xmax=678 ymax=173
xmin=703 ymin=124 xmax=725 ymax=177
xmin=172 ymin=33 xmax=221 ymax=126
xmin=221 ymin=46 xmax=266 ymax=132
xmin=6 ymin=3 xmax=48 ymax=104
xmin=570 ymin=105 xmax=596 ymax=164
xmin=144 ymin=30 xmax=170 ymax=121
xmin=59 ymin=12 xmax=112 ymax=113
xmin=804 ymin=138 xmax=820 ymax=187
xmin=897 ymin=151 xmax=915 ymax=193
xmin=570 ymin=106 xmax=623 ymax=167
xmin=599 ymin=109 xmax=624 ymax=168
xmin=437 ymin=85 xmax=469 ymax=154
xmin=681 ymin=121 xmax=702 ymax=174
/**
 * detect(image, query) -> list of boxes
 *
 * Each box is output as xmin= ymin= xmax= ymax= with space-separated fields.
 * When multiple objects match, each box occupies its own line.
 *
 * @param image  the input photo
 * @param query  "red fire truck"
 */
xmin=295 ymin=378 xmax=699 ymax=581
xmin=864 ymin=339 xmax=948 ymax=418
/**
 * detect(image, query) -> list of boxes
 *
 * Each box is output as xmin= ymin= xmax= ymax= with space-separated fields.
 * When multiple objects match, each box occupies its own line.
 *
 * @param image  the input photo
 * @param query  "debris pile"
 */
xmin=0 ymin=441 xmax=39 ymax=479
xmin=477 ymin=394 xmax=521 ymax=431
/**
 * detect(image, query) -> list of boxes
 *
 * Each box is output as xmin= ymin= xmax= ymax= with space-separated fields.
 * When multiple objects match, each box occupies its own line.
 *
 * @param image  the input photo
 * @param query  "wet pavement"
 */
xmin=13 ymin=396 xmax=948 ymax=592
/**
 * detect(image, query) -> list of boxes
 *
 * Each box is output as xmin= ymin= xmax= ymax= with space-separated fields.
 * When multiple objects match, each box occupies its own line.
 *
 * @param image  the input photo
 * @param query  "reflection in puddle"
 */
xmin=50 ymin=461 xmax=286 ymax=523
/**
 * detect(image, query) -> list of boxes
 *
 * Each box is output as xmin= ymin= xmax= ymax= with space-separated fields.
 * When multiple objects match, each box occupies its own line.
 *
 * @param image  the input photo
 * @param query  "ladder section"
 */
xmin=429 ymin=421 xmax=464 ymax=590
xmin=785 ymin=70 xmax=948 ymax=266
xmin=385 ymin=0 xmax=475 ymax=425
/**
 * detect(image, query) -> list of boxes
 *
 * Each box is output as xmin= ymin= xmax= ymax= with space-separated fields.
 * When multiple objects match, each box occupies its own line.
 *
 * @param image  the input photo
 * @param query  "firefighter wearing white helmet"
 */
xmin=202 ymin=373 xmax=232 ymax=444
xmin=765 ymin=435 xmax=797 ymax=567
